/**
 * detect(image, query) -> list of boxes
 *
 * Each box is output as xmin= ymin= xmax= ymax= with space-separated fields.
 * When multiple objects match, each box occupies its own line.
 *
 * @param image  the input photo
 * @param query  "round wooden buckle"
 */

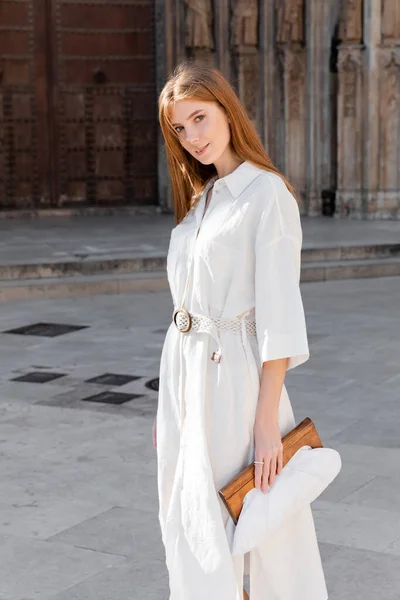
xmin=172 ymin=308 xmax=192 ymax=333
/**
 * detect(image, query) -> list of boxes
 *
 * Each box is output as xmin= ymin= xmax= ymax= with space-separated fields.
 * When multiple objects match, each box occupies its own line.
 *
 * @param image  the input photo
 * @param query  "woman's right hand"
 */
xmin=152 ymin=416 xmax=157 ymax=449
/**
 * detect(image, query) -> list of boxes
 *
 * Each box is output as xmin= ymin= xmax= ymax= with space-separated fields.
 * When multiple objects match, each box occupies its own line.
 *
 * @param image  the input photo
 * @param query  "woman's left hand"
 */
xmin=253 ymin=417 xmax=283 ymax=494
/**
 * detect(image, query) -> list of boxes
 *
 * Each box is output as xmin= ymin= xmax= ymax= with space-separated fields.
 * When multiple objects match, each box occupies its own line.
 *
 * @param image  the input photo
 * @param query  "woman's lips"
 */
xmin=195 ymin=143 xmax=210 ymax=156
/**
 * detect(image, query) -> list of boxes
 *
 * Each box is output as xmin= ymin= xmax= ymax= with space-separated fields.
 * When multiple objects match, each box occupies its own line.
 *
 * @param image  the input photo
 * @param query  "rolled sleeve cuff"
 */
xmin=258 ymin=332 xmax=310 ymax=371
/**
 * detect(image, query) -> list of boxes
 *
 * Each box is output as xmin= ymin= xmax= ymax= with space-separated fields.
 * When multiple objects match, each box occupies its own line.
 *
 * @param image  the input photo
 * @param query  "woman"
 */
xmin=152 ymin=61 xmax=328 ymax=600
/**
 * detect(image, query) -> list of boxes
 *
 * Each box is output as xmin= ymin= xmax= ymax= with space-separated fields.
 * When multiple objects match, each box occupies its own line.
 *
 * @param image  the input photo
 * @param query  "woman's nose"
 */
xmin=185 ymin=129 xmax=199 ymax=144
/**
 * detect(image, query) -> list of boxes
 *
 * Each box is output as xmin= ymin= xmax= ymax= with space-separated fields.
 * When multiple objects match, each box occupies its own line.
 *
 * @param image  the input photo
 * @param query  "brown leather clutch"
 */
xmin=218 ymin=417 xmax=323 ymax=524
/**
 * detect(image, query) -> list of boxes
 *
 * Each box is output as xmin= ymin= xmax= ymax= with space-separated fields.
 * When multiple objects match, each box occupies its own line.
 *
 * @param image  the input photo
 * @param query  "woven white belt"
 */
xmin=172 ymin=307 xmax=257 ymax=336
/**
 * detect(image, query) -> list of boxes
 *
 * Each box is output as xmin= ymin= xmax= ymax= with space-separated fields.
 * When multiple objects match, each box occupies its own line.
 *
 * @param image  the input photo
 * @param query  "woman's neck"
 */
xmin=213 ymin=148 xmax=243 ymax=179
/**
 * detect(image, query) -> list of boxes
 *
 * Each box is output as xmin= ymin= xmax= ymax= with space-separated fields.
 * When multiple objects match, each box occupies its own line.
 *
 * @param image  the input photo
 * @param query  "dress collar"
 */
xmin=213 ymin=160 xmax=262 ymax=199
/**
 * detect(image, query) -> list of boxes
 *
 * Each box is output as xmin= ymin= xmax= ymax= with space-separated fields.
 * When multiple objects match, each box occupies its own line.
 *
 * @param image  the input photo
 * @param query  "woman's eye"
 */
xmin=174 ymin=115 xmax=204 ymax=133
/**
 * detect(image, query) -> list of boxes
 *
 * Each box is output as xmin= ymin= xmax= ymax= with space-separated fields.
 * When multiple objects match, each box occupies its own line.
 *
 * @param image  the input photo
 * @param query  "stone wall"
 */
xmin=156 ymin=0 xmax=400 ymax=219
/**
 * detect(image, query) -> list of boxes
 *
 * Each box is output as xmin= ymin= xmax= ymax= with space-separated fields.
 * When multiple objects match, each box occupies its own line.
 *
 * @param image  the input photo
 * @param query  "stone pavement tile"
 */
xmin=116 ymin=376 xmax=158 ymax=394
xmin=320 ymin=542 xmax=400 ymax=600
xmin=0 ymin=532 xmax=124 ymax=600
xmin=320 ymin=380 xmax=400 ymax=421
xmin=0 ymin=400 xmax=122 ymax=450
xmin=310 ymin=414 xmax=361 ymax=442
xmin=335 ymin=342 xmax=400 ymax=367
xmin=70 ymin=360 xmax=160 ymax=380
xmin=294 ymin=352 xmax=400 ymax=387
xmin=42 ymin=375 xmax=89 ymax=388
xmin=0 ymin=400 xmax=157 ymax=508
xmin=121 ymin=394 xmax=158 ymax=419
xmin=318 ymin=461 xmax=376 ymax=503
xmin=47 ymin=555 xmax=169 ymax=600
xmin=0 ymin=463 xmax=158 ymax=518
xmin=54 ymin=469 xmax=159 ymax=514
xmin=38 ymin=383 xmax=116 ymax=407
xmin=0 ymin=381 xmax=75 ymax=404
xmin=382 ymin=370 xmax=400 ymax=392
xmin=332 ymin=360 xmax=400 ymax=386
xmin=36 ymin=385 xmax=157 ymax=419
xmin=332 ymin=442 xmax=400 ymax=478
xmin=0 ymin=495 xmax=114 ymax=540
xmin=384 ymin=538 xmax=400 ymax=556
xmin=285 ymin=369 xmax=356 ymax=395
xmin=330 ymin=416 xmax=400 ymax=448
xmin=48 ymin=506 xmax=161 ymax=558
xmin=286 ymin=378 xmax=357 ymax=415
xmin=285 ymin=390 xmax=327 ymax=418
xmin=340 ymin=474 xmax=400 ymax=515
xmin=0 ymin=445 xmax=156 ymax=509
xmin=312 ymin=499 xmax=400 ymax=552
xmin=0 ymin=396 xmax=37 ymax=418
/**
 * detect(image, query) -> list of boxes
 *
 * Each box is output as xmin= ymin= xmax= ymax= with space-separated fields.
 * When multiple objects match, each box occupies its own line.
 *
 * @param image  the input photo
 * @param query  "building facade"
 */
xmin=1 ymin=0 xmax=399 ymax=219
xmin=157 ymin=0 xmax=400 ymax=219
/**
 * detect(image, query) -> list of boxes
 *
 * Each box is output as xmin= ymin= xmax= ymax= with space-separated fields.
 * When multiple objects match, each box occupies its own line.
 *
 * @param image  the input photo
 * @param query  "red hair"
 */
xmin=159 ymin=61 xmax=296 ymax=224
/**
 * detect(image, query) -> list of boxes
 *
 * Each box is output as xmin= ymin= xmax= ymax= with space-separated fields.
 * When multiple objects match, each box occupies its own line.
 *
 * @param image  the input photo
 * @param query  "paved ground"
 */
xmin=1 ymin=214 xmax=399 ymax=265
xmin=0 ymin=276 xmax=399 ymax=599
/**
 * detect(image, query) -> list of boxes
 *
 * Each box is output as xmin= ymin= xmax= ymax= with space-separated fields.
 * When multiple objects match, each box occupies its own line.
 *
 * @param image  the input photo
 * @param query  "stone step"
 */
xmin=0 ymin=256 xmax=399 ymax=303
xmin=0 ymin=271 xmax=170 ymax=303
xmin=1 ymin=242 xmax=399 ymax=282
xmin=301 ymin=256 xmax=400 ymax=282
xmin=0 ymin=204 xmax=161 ymax=220
xmin=0 ymin=257 xmax=166 ymax=282
xmin=301 ymin=242 xmax=400 ymax=263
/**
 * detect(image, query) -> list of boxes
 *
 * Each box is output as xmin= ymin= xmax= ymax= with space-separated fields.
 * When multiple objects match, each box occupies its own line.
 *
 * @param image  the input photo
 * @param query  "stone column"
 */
xmin=183 ymin=0 xmax=216 ymax=66
xmin=259 ymin=1 xmax=277 ymax=156
xmin=376 ymin=0 xmax=400 ymax=218
xmin=362 ymin=0 xmax=381 ymax=218
xmin=305 ymin=0 xmax=333 ymax=216
xmin=275 ymin=0 xmax=307 ymax=212
xmin=280 ymin=46 xmax=307 ymax=211
xmin=214 ymin=0 xmax=230 ymax=78
xmin=377 ymin=50 xmax=400 ymax=217
xmin=157 ymin=0 xmax=216 ymax=211
xmin=336 ymin=0 xmax=365 ymax=218
xmin=156 ymin=0 xmax=172 ymax=211
xmin=230 ymin=0 xmax=260 ymax=130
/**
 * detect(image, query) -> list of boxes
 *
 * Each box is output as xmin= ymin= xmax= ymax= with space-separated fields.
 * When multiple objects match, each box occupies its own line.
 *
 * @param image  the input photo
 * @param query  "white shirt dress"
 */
xmin=156 ymin=161 xmax=328 ymax=600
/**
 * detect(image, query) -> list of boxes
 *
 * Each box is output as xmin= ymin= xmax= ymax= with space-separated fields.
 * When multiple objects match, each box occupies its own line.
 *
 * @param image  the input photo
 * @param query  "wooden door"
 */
xmin=0 ymin=0 xmax=51 ymax=208
xmin=48 ymin=0 xmax=157 ymax=206
xmin=0 ymin=0 xmax=157 ymax=209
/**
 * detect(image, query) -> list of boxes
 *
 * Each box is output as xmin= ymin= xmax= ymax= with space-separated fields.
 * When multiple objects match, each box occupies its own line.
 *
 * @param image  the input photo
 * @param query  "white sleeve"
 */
xmin=254 ymin=174 xmax=309 ymax=371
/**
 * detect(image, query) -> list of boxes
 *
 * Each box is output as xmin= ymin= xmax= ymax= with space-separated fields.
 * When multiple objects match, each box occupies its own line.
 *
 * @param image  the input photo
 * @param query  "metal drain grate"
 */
xmin=85 ymin=373 xmax=141 ymax=386
xmin=4 ymin=323 xmax=89 ymax=337
xmin=11 ymin=372 xmax=66 ymax=384
xmin=81 ymin=391 xmax=144 ymax=405
xmin=145 ymin=378 xmax=159 ymax=392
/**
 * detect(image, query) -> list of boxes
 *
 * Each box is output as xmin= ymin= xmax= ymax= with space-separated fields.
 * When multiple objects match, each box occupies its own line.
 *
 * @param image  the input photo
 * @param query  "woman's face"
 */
xmin=170 ymin=99 xmax=231 ymax=165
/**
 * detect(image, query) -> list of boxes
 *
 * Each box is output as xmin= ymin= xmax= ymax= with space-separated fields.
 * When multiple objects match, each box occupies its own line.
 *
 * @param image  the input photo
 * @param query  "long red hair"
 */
xmin=158 ymin=61 xmax=296 ymax=224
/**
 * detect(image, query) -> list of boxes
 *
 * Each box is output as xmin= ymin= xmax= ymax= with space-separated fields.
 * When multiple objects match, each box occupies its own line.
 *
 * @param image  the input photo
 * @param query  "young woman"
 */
xmin=152 ymin=61 xmax=328 ymax=600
